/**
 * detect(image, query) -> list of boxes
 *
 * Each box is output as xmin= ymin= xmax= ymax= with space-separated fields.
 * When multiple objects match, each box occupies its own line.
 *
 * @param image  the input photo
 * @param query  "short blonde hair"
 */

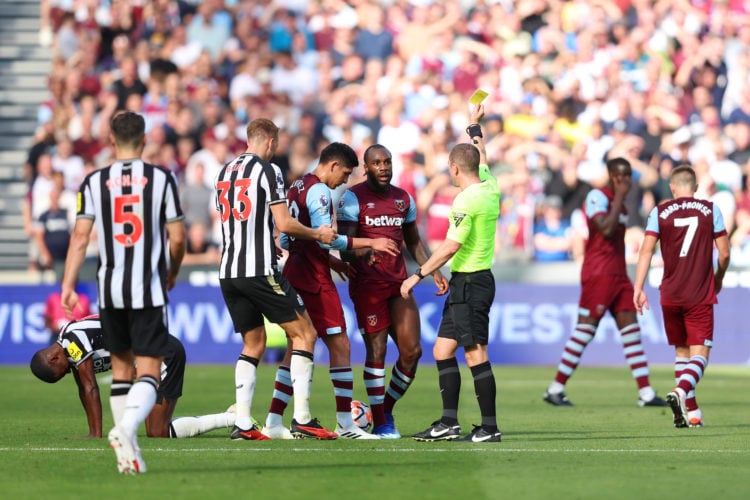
xmin=246 ymin=118 xmax=279 ymax=143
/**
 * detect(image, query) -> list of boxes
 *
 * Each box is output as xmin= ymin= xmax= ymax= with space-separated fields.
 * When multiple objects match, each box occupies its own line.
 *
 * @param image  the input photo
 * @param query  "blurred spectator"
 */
xmin=269 ymin=50 xmax=318 ymax=107
xmin=182 ymin=222 xmax=221 ymax=266
xmin=545 ymin=152 xmax=593 ymax=222
xmin=33 ymin=185 xmax=72 ymax=271
xmin=180 ymin=161 xmax=215 ymax=231
xmin=70 ymin=95 xmax=107 ymax=162
xmin=417 ymin=170 xmax=460 ymax=252
xmin=51 ymin=136 xmax=85 ymax=192
xmin=730 ymin=175 xmax=750 ymax=265
xmin=533 ymin=195 xmax=573 ymax=262
xmin=23 ymin=154 xmax=56 ymax=271
xmin=285 ymin=134 xmax=317 ymax=183
xmin=24 ymin=122 xmax=56 ymax=185
xmin=44 ymin=288 xmax=91 ymax=344
xmin=185 ymin=0 xmax=232 ymax=62
xmin=112 ymin=55 xmax=148 ymax=111
xmin=727 ymin=88 xmax=750 ymax=125
xmin=354 ymin=3 xmax=393 ymax=62
xmin=728 ymin=122 xmax=750 ymax=166
xmin=497 ymin=169 xmax=536 ymax=262
xmin=31 ymin=0 xmax=750 ymax=271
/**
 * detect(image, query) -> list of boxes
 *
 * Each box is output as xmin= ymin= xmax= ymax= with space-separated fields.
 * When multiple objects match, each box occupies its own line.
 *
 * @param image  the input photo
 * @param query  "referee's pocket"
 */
xmin=448 ymin=280 xmax=467 ymax=304
xmin=448 ymin=280 xmax=472 ymax=346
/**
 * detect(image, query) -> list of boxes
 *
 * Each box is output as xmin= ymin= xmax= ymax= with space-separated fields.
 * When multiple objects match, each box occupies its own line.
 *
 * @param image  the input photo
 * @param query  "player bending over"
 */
xmin=30 ymin=315 xmax=234 ymax=438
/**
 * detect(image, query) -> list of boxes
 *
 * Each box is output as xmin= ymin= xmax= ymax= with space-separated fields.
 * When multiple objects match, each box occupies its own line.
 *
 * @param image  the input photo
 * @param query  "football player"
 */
xmin=30 ymin=315 xmax=234 ymax=438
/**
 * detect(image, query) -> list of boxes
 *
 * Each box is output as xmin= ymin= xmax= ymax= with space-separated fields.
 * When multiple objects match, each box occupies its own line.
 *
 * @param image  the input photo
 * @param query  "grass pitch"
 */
xmin=1 ymin=364 xmax=748 ymax=500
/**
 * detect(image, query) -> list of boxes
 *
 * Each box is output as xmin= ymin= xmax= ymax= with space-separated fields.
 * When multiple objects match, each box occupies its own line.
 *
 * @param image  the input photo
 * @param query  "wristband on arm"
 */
xmin=466 ymin=124 xmax=483 ymax=139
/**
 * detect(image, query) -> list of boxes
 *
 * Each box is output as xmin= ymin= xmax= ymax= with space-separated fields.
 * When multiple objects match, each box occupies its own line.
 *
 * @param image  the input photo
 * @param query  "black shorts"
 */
xmin=99 ymin=307 xmax=170 ymax=357
xmin=437 ymin=270 xmax=495 ymax=347
xmin=220 ymin=273 xmax=306 ymax=333
xmin=158 ymin=334 xmax=185 ymax=403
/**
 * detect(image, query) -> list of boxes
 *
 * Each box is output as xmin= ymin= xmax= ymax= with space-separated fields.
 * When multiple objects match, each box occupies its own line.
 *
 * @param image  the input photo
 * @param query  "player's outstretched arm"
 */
xmin=349 ymin=237 xmax=399 ymax=256
xmin=403 ymin=222 xmax=449 ymax=295
xmin=271 ymin=202 xmax=336 ymax=244
xmin=401 ymin=238 xmax=461 ymax=299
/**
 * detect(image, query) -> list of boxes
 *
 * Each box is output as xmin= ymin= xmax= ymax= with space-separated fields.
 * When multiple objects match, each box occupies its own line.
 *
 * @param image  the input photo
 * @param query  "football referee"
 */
xmin=401 ymin=103 xmax=502 ymax=443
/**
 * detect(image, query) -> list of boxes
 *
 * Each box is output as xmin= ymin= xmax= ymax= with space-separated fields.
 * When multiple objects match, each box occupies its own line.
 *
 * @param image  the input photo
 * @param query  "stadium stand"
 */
xmin=0 ymin=0 xmax=50 ymax=270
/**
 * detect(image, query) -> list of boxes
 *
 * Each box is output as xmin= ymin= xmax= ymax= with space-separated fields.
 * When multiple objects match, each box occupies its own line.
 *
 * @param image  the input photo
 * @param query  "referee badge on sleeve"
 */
xmin=452 ymin=212 xmax=466 ymax=227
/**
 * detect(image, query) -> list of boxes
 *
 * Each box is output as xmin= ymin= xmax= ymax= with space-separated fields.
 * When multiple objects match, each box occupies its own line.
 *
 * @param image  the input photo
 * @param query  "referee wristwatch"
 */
xmin=414 ymin=267 xmax=426 ymax=280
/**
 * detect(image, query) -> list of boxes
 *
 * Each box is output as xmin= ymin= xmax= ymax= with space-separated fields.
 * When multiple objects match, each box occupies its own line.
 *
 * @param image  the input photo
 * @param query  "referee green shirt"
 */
xmin=446 ymin=164 xmax=501 ymax=273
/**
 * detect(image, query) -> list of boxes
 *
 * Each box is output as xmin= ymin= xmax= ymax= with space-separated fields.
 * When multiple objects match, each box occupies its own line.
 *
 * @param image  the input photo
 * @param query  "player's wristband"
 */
xmin=414 ymin=267 xmax=425 ymax=280
xmin=466 ymin=124 xmax=483 ymax=139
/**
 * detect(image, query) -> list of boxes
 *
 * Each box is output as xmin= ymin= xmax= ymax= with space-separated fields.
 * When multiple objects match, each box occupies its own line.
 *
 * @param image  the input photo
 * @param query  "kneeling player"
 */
xmin=30 ymin=315 xmax=234 ymax=438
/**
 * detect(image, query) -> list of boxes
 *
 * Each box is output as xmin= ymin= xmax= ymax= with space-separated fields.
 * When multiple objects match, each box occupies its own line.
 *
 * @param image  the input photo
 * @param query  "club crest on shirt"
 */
xmin=394 ymin=199 xmax=406 ymax=212
xmin=453 ymin=212 xmax=466 ymax=227
xmin=367 ymin=315 xmax=378 ymax=327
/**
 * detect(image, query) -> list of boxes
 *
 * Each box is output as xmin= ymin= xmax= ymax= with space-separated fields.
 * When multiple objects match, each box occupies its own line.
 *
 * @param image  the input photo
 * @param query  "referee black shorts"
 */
xmin=437 ymin=270 xmax=495 ymax=347
xmin=220 ymin=273 xmax=306 ymax=333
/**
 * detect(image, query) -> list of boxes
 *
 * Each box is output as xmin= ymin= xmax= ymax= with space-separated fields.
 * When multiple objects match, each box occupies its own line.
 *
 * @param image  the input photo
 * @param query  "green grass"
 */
xmin=2 ymin=364 xmax=748 ymax=500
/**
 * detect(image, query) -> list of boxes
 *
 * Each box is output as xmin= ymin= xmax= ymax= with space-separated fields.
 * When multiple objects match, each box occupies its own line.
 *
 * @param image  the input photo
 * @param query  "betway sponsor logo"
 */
xmin=365 ymin=214 xmax=404 ymax=227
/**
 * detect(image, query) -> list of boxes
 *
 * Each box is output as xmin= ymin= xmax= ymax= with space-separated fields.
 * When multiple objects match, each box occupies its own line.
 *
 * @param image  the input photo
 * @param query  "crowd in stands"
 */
xmin=24 ymin=0 xmax=750 ymax=272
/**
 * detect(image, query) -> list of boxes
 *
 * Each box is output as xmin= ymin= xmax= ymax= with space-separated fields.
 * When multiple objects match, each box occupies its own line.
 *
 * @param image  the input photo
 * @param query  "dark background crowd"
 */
xmin=24 ymin=0 xmax=750 ymax=272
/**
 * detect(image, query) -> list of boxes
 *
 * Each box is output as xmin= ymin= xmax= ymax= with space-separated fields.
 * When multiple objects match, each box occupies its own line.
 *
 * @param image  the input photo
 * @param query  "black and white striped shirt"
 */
xmin=58 ymin=315 xmax=178 ymax=381
xmin=214 ymin=154 xmax=286 ymax=278
xmin=58 ymin=315 xmax=111 ymax=373
xmin=77 ymin=159 xmax=184 ymax=309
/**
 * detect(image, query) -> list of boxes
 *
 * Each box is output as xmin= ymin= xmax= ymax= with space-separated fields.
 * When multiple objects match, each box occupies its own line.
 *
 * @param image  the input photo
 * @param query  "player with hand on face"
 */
xmin=30 ymin=315 xmax=235 ymax=439
xmin=544 ymin=157 xmax=667 ymax=408
xmin=261 ymin=142 xmax=399 ymax=440
xmin=336 ymin=144 xmax=449 ymax=439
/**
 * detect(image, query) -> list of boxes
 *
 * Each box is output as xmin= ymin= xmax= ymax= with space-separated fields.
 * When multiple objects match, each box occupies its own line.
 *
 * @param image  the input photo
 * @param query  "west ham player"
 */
xmin=30 ymin=315 xmax=235 ymax=438
xmin=260 ymin=142 xmax=398 ymax=440
xmin=336 ymin=144 xmax=449 ymax=439
xmin=544 ymin=157 xmax=667 ymax=408
xmin=214 ymin=118 xmax=339 ymax=441
xmin=634 ymin=165 xmax=730 ymax=428
xmin=61 ymin=111 xmax=186 ymax=474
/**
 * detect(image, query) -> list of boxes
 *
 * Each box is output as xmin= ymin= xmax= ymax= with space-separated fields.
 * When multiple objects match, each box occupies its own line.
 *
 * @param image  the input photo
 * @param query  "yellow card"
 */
xmin=469 ymin=89 xmax=488 ymax=105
